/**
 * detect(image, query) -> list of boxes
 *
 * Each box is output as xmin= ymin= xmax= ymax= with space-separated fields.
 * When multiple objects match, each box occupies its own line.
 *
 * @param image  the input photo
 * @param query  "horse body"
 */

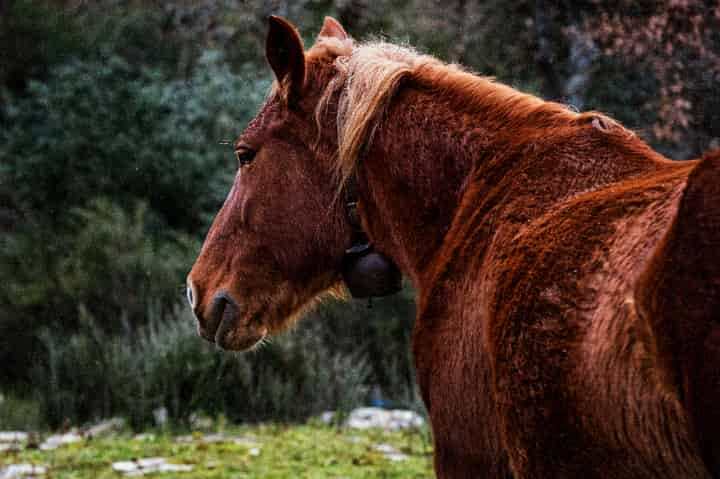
xmin=415 ymin=161 xmax=704 ymax=477
xmin=364 ymin=75 xmax=713 ymax=477
xmin=188 ymin=17 xmax=720 ymax=477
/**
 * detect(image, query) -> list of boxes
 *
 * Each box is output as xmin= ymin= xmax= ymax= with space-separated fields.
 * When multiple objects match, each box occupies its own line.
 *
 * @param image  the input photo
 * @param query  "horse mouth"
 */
xmin=207 ymin=294 xmax=267 ymax=351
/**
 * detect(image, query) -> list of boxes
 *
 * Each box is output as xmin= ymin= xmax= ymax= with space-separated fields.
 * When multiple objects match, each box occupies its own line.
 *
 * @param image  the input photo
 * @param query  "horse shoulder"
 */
xmin=416 ymin=159 xmax=712 ymax=477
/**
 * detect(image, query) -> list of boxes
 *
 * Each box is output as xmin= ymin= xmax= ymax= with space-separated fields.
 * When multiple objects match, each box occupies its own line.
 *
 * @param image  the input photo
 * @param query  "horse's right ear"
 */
xmin=266 ymin=16 xmax=305 ymax=102
xmin=317 ymin=16 xmax=349 ymax=41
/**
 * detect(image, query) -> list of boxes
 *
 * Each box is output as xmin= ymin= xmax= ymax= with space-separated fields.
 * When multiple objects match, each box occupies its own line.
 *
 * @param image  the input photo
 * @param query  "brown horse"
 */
xmin=187 ymin=16 xmax=720 ymax=478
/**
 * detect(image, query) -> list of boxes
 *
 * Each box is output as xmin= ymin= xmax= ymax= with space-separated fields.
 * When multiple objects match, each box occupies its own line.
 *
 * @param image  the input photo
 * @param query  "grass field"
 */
xmin=1 ymin=422 xmax=434 ymax=478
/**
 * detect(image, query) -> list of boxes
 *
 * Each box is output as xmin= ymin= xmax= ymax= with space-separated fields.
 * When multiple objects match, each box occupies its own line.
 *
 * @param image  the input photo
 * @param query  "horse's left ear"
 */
xmin=266 ymin=16 xmax=305 ymax=102
xmin=317 ymin=16 xmax=349 ymax=41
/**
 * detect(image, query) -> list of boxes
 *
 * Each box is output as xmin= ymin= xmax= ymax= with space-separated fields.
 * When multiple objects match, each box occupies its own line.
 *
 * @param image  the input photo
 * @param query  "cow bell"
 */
xmin=341 ymin=243 xmax=402 ymax=298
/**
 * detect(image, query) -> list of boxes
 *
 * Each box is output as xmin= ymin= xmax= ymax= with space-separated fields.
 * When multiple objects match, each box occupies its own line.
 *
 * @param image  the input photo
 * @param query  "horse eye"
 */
xmin=235 ymin=148 xmax=256 ymax=167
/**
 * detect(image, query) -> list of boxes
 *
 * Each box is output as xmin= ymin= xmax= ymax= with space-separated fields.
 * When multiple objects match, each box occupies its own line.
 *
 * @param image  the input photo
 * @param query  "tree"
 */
xmin=581 ymin=0 xmax=720 ymax=157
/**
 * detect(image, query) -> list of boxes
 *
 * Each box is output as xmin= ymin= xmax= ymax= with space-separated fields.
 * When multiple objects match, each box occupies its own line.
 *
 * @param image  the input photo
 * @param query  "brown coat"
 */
xmin=188 ymin=17 xmax=720 ymax=478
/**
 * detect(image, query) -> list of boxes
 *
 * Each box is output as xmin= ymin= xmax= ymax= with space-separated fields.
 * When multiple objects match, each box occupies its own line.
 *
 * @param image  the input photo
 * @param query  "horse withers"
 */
xmin=187 ymin=16 xmax=720 ymax=478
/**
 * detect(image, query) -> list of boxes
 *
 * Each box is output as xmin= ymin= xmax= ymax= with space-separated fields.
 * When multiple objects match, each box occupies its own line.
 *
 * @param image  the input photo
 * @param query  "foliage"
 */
xmin=2 ymin=424 xmax=433 ymax=478
xmin=0 ymin=51 xmax=266 ymax=233
xmin=31 ymin=307 xmax=373 ymax=428
xmin=316 ymin=288 xmax=421 ymax=409
xmin=0 ymin=0 xmax=193 ymax=92
xmin=0 ymin=47 xmax=269 ymax=384
xmin=387 ymin=0 xmax=719 ymax=157
xmin=2 ymin=0 xmax=718 ymax=430
xmin=581 ymin=0 xmax=720 ymax=149
xmin=0 ymin=199 xmax=195 ymax=384
xmin=0 ymin=0 xmax=87 ymax=91
xmin=0 ymin=395 xmax=43 ymax=432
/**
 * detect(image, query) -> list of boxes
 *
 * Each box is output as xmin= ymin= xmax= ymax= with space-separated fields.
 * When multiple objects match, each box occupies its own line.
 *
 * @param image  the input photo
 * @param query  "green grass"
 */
xmin=1 ymin=423 xmax=434 ymax=478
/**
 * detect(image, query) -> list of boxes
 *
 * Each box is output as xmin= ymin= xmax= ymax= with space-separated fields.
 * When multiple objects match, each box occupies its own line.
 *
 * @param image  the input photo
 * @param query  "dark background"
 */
xmin=1 ymin=0 xmax=718 ymax=429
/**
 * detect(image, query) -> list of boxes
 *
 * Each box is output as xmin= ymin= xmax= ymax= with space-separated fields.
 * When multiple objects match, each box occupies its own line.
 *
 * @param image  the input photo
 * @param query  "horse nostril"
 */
xmin=186 ymin=280 xmax=196 ymax=309
xmin=209 ymin=292 xmax=240 ymax=343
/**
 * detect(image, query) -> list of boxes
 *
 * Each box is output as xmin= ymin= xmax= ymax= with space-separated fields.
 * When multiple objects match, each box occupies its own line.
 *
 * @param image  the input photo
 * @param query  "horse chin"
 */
xmin=215 ymin=324 xmax=268 ymax=351
xmin=213 ymin=284 xmax=336 ymax=352
xmin=214 ymin=305 xmax=269 ymax=351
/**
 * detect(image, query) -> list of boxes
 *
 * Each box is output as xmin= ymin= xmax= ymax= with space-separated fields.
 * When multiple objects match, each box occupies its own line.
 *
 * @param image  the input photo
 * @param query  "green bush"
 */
xmin=0 ymin=1 xmax=425 ymax=427
xmin=0 ymin=0 xmax=87 ymax=91
xmin=0 ymin=394 xmax=43 ymax=431
xmin=0 ymin=50 xmax=270 ymax=385
xmin=32 ymin=307 xmax=373 ymax=429
xmin=0 ymin=0 xmax=195 ymax=92
xmin=0 ymin=198 xmax=195 ymax=383
xmin=315 ymin=288 xmax=420 ymax=408
xmin=0 ymin=51 xmax=268 ymax=233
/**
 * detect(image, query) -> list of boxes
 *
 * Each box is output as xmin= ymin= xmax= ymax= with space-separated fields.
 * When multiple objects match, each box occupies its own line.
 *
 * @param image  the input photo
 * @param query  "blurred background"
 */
xmin=0 ymin=0 xmax=718 ymax=431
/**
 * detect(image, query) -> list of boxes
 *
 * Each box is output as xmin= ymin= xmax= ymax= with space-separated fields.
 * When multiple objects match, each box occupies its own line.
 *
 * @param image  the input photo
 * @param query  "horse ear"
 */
xmin=317 ymin=16 xmax=348 ymax=41
xmin=266 ymin=16 xmax=305 ymax=101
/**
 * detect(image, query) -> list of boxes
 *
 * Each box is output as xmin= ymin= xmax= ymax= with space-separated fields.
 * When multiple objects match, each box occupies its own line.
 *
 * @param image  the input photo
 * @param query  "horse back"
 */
xmin=637 ymin=150 xmax=720 ymax=475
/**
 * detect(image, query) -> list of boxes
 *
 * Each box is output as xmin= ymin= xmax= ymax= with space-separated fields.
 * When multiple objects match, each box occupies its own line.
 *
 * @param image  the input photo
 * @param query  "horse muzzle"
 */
xmin=192 ymin=289 xmax=266 ymax=351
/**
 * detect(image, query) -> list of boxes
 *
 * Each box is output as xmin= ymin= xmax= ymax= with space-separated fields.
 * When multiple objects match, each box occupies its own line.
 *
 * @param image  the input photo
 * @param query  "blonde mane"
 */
xmin=310 ymin=37 xmax=615 ymax=187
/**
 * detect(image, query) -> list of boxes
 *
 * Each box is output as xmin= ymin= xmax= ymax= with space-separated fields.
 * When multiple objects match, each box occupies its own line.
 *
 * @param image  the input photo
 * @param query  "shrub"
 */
xmin=0 ymin=3 xmax=424 ymax=426
xmin=0 ymin=51 xmax=268 ymax=233
xmin=0 ymin=50 xmax=270 ymax=385
xmin=32 ymin=307 xmax=373 ymax=429
xmin=0 ymin=394 xmax=43 ymax=431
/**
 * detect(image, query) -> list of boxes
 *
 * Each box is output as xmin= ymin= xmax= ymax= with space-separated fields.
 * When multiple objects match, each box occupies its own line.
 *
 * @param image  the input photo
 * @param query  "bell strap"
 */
xmin=343 ymin=171 xmax=371 ymax=254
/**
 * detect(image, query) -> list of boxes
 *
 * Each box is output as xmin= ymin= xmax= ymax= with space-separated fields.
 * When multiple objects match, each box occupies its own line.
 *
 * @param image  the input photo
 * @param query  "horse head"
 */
xmin=187 ymin=17 xmax=398 ymax=351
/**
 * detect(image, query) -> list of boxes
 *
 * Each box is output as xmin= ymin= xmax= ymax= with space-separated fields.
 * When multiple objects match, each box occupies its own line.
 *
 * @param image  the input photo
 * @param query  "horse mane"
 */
xmin=307 ymin=37 xmax=622 ymax=187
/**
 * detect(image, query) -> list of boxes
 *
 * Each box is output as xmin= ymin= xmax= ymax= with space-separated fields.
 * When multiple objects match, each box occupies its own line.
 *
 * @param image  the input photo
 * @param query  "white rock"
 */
xmin=152 ymin=407 xmax=168 ymax=426
xmin=344 ymin=407 xmax=425 ymax=430
xmin=0 ymin=443 xmax=22 ymax=452
xmin=0 ymin=464 xmax=47 ymax=479
xmin=39 ymin=432 xmax=82 ymax=450
xmin=374 ymin=443 xmax=397 ymax=453
xmin=157 ymin=464 xmax=193 ymax=472
xmin=345 ymin=407 xmax=390 ymax=430
xmin=388 ymin=409 xmax=425 ymax=430
xmin=384 ymin=452 xmax=409 ymax=461
xmin=136 ymin=458 xmax=167 ymax=468
xmin=320 ymin=411 xmax=336 ymax=424
xmin=188 ymin=414 xmax=213 ymax=429
xmin=196 ymin=434 xmax=233 ymax=443
xmin=374 ymin=443 xmax=408 ymax=461
xmin=233 ymin=437 xmax=260 ymax=447
xmin=248 ymin=447 xmax=261 ymax=456
xmin=112 ymin=461 xmax=139 ymax=473
xmin=85 ymin=418 xmax=124 ymax=438
xmin=0 ymin=432 xmax=28 ymax=443
xmin=112 ymin=458 xmax=193 ymax=476
xmin=174 ymin=434 xmax=260 ymax=446
xmin=174 ymin=435 xmax=195 ymax=444
xmin=203 ymin=434 xmax=256 ymax=445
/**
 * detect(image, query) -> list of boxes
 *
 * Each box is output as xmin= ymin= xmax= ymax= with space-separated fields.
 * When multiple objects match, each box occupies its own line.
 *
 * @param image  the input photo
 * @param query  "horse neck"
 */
xmin=355 ymin=87 xmax=664 ymax=287
xmin=355 ymin=88 xmax=482 ymax=285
